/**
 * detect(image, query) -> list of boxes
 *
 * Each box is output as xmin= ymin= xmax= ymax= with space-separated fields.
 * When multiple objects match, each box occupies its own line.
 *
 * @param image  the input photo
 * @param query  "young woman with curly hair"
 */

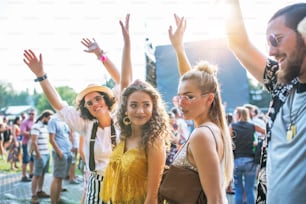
xmin=101 ymin=14 xmax=171 ymax=204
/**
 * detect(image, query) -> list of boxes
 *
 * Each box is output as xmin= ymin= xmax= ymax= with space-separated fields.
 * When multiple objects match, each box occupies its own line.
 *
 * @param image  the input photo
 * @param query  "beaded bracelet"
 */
xmin=34 ymin=74 xmax=47 ymax=82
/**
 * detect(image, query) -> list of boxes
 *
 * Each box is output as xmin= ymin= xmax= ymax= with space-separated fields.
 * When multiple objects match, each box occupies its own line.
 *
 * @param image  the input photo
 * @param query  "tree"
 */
xmin=35 ymin=86 xmax=77 ymax=113
xmin=248 ymin=78 xmax=272 ymax=113
xmin=0 ymin=81 xmax=14 ymax=107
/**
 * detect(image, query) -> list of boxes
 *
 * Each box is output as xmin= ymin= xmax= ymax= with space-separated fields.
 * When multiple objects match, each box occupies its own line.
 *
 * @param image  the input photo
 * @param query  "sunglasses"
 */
xmin=29 ymin=113 xmax=35 ymax=116
xmin=174 ymin=93 xmax=208 ymax=105
xmin=85 ymin=95 xmax=104 ymax=108
xmin=269 ymin=34 xmax=280 ymax=47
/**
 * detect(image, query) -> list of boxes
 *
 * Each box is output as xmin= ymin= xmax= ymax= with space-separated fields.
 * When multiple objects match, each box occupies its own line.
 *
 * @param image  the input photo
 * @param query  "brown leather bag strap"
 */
xmin=198 ymin=125 xmax=218 ymax=152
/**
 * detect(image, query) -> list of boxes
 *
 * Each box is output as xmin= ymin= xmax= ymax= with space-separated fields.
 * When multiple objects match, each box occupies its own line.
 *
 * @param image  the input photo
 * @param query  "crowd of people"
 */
xmin=0 ymin=1 xmax=305 ymax=204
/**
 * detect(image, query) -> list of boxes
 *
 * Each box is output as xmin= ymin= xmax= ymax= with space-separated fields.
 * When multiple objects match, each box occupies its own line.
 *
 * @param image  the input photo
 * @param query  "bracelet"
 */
xmin=97 ymin=50 xmax=107 ymax=63
xmin=100 ymin=54 xmax=107 ymax=63
xmin=34 ymin=74 xmax=47 ymax=82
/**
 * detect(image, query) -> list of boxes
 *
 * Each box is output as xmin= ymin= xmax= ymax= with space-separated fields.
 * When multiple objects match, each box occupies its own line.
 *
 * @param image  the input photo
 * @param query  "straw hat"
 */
xmin=76 ymin=84 xmax=114 ymax=105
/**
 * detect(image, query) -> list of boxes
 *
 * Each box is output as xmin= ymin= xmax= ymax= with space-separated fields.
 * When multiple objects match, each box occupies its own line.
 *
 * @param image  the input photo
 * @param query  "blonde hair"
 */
xmin=235 ymin=106 xmax=250 ymax=122
xmin=181 ymin=61 xmax=233 ymax=186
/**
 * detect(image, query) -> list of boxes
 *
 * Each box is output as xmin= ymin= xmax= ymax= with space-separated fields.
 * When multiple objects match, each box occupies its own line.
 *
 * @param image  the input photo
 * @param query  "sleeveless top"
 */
xmin=232 ymin=121 xmax=256 ymax=158
xmin=101 ymin=140 xmax=148 ymax=204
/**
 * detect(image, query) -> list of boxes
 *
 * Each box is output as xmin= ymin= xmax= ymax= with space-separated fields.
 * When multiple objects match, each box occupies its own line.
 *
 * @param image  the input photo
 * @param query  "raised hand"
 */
xmin=168 ymin=14 xmax=186 ymax=51
xmin=119 ymin=13 xmax=132 ymax=91
xmin=23 ymin=49 xmax=45 ymax=77
xmin=119 ymin=14 xmax=130 ymax=46
xmin=23 ymin=49 xmax=64 ymax=111
xmin=81 ymin=38 xmax=102 ymax=57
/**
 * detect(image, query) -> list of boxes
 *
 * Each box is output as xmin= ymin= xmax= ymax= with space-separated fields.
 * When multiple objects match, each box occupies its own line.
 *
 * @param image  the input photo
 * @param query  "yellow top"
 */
xmin=101 ymin=141 xmax=148 ymax=204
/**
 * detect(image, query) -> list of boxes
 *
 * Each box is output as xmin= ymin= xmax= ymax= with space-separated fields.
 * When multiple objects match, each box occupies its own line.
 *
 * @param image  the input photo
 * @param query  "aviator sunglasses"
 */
xmin=174 ymin=93 xmax=209 ymax=105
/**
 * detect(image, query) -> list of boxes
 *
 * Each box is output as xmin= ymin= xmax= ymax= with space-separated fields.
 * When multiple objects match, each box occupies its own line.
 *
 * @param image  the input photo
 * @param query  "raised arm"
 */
xmin=81 ymin=38 xmax=120 ymax=84
xmin=224 ymin=0 xmax=266 ymax=83
xmin=168 ymin=14 xmax=192 ymax=75
xmin=119 ymin=14 xmax=133 ymax=91
xmin=23 ymin=49 xmax=64 ymax=111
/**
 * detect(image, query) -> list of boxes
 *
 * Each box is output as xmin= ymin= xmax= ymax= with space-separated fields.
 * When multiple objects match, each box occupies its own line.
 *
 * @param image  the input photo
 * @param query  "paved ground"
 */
xmin=0 ymin=172 xmax=83 ymax=204
xmin=0 ymin=171 xmax=234 ymax=204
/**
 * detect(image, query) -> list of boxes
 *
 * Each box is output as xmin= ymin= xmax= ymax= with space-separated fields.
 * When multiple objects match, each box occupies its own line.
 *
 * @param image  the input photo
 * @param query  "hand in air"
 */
xmin=168 ymin=14 xmax=186 ymax=51
xmin=23 ymin=49 xmax=45 ymax=77
xmin=81 ymin=38 xmax=102 ymax=56
xmin=119 ymin=14 xmax=130 ymax=45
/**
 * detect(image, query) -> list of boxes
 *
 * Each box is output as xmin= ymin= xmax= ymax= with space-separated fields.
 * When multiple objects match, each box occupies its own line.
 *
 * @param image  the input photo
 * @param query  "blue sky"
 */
xmin=0 ymin=0 xmax=303 ymax=93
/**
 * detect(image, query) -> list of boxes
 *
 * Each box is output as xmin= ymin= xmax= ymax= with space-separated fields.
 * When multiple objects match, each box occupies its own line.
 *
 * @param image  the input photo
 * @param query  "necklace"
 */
xmin=286 ymin=91 xmax=306 ymax=142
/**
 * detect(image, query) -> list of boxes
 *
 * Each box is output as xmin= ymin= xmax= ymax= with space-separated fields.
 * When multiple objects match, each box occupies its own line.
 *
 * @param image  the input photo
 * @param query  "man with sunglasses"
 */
xmin=225 ymin=1 xmax=306 ymax=203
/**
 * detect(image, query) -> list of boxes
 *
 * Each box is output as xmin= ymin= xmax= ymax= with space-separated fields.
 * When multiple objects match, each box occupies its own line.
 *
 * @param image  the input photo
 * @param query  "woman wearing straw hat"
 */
xmin=23 ymin=47 xmax=119 ymax=203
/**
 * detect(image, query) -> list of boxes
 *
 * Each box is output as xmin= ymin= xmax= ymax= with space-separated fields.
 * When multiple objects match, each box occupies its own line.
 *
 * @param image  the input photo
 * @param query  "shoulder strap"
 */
xmin=90 ymin=121 xmax=99 ymax=140
xmin=110 ymin=120 xmax=117 ymax=150
xmin=198 ymin=125 xmax=218 ymax=152
xmin=89 ymin=121 xmax=99 ymax=171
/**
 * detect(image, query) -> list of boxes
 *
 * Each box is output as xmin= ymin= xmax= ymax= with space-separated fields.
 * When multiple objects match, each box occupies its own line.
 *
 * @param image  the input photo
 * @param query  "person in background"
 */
xmin=68 ymin=130 xmax=81 ymax=184
xmin=20 ymin=109 xmax=36 ymax=182
xmin=0 ymin=122 xmax=5 ymax=160
xmin=31 ymin=109 xmax=54 ymax=204
xmin=48 ymin=115 xmax=72 ymax=204
xmin=243 ymin=104 xmax=266 ymax=142
xmin=224 ymin=1 xmax=306 ymax=203
xmin=166 ymin=112 xmax=180 ymax=165
xmin=167 ymin=13 xmax=234 ymax=203
xmin=230 ymin=106 xmax=265 ymax=204
xmin=23 ymin=35 xmax=120 ymax=203
xmin=7 ymin=116 xmax=22 ymax=170
xmin=171 ymin=107 xmax=190 ymax=146
xmin=1 ymin=117 xmax=12 ymax=152
xmin=101 ymin=14 xmax=171 ymax=204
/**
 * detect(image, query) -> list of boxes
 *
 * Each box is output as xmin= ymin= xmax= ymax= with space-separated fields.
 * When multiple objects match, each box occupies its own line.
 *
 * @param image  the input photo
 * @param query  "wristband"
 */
xmin=100 ymin=54 xmax=107 ymax=63
xmin=97 ymin=50 xmax=107 ymax=63
xmin=34 ymin=74 xmax=47 ymax=82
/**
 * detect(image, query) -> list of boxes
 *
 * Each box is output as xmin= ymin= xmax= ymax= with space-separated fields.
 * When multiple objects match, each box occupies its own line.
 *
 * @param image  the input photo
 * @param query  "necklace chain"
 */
xmin=288 ymin=91 xmax=306 ymax=127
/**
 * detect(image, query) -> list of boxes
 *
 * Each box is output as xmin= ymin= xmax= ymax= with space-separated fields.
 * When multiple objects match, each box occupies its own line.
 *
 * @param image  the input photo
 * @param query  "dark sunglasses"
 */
xmin=269 ymin=34 xmax=279 ymax=47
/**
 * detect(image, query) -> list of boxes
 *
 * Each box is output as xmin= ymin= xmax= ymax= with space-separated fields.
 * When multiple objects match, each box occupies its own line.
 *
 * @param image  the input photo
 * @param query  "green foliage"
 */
xmin=0 ymin=81 xmax=78 ymax=114
xmin=248 ymin=80 xmax=272 ymax=112
xmin=0 ymin=82 xmax=14 ymax=107
xmin=35 ymin=86 xmax=77 ymax=113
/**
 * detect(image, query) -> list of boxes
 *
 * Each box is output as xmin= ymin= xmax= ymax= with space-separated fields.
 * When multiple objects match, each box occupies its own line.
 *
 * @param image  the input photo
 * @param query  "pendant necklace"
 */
xmin=286 ymin=91 xmax=306 ymax=142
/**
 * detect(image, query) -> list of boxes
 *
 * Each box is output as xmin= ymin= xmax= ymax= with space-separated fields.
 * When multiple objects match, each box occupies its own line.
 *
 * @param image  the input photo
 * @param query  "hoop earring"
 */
xmin=123 ymin=116 xmax=131 ymax=126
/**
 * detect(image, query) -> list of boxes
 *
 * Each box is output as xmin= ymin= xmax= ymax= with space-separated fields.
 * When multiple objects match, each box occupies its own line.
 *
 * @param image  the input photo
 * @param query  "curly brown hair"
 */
xmin=117 ymin=80 xmax=170 ymax=153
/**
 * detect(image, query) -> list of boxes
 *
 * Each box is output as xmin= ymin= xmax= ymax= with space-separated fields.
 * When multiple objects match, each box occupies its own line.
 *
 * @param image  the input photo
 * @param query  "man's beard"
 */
xmin=277 ymin=35 xmax=306 ymax=84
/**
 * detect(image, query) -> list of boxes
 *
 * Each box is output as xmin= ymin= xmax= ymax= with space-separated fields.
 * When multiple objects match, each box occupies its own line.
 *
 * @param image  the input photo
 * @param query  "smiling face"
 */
xmin=126 ymin=91 xmax=153 ymax=127
xmin=267 ymin=16 xmax=306 ymax=84
xmin=84 ymin=91 xmax=109 ymax=117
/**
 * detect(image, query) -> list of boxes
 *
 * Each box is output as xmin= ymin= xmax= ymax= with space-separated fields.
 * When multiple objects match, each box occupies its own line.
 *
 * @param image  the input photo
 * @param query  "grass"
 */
xmin=0 ymin=153 xmax=83 ymax=176
xmin=0 ymin=156 xmax=20 ymax=173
